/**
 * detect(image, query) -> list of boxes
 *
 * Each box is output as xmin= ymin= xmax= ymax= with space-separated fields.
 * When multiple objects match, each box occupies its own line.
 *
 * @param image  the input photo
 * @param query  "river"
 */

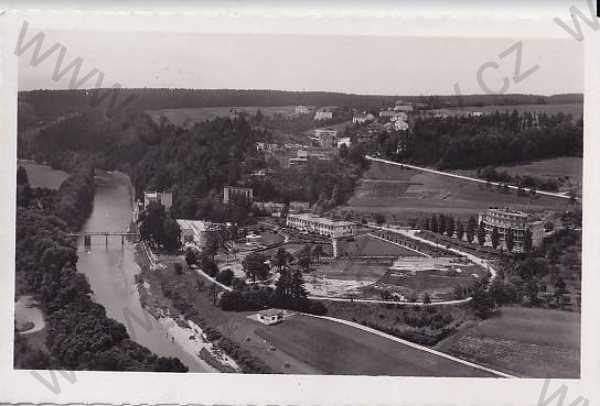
xmin=21 ymin=162 xmax=210 ymax=372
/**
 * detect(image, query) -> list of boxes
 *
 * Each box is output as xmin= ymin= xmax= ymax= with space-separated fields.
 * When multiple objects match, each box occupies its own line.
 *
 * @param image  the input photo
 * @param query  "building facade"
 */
xmin=143 ymin=191 xmax=173 ymax=211
xmin=478 ymin=207 xmax=544 ymax=252
xmin=313 ymin=128 xmax=338 ymax=148
xmin=223 ymin=186 xmax=253 ymax=204
xmin=286 ymin=213 xmax=356 ymax=238
xmin=314 ymin=110 xmax=333 ymax=121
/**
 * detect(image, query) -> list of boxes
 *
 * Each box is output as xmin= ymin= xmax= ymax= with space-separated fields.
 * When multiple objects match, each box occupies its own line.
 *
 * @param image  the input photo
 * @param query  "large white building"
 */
xmin=286 ymin=213 xmax=356 ymax=238
xmin=478 ymin=207 xmax=545 ymax=252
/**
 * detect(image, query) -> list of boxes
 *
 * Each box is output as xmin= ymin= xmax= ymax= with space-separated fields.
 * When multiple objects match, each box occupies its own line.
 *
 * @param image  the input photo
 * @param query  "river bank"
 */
xmin=134 ymin=243 xmax=240 ymax=373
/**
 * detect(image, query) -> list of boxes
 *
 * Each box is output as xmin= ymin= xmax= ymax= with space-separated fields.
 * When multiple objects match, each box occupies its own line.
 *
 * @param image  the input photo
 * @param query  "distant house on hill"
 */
xmin=313 ymin=128 xmax=338 ymax=148
xmin=314 ymin=109 xmax=333 ymax=121
xmin=352 ymin=112 xmax=375 ymax=124
xmin=295 ymin=105 xmax=311 ymax=115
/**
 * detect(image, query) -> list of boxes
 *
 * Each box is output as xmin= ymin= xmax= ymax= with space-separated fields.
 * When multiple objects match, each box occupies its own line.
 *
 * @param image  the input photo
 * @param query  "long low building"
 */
xmin=286 ymin=213 xmax=356 ymax=238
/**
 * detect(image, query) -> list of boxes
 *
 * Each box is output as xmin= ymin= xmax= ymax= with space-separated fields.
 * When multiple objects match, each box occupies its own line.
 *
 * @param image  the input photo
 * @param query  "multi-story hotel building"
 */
xmin=286 ymin=213 xmax=356 ymax=238
xmin=478 ymin=207 xmax=544 ymax=252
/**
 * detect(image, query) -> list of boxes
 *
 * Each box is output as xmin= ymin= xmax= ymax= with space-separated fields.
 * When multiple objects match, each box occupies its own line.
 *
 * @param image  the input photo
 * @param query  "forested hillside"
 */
xmin=18 ymin=88 xmax=583 ymax=129
xmin=380 ymin=110 xmax=583 ymax=169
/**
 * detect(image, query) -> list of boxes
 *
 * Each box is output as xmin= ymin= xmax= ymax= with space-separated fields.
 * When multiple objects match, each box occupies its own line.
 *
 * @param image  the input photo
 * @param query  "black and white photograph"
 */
xmin=1 ymin=1 xmax=599 ymax=405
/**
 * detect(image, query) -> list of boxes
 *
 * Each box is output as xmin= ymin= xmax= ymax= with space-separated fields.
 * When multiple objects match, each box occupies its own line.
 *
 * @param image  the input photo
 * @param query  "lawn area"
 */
xmin=435 ymin=306 xmax=580 ymax=378
xmin=342 ymin=161 xmax=573 ymax=223
xmin=254 ymin=314 xmax=497 ymax=377
xmin=312 ymin=260 xmax=390 ymax=282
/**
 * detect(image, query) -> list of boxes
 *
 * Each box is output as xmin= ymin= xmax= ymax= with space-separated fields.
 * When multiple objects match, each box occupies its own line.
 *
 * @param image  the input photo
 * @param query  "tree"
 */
xmin=312 ymin=245 xmax=324 ymax=264
xmin=423 ymin=293 xmax=431 ymax=304
xmin=456 ymin=220 xmax=464 ymax=241
xmin=430 ymin=215 xmax=439 ymax=233
xmin=523 ymin=228 xmax=533 ymax=253
xmin=421 ymin=217 xmax=430 ymax=231
xmin=290 ymin=269 xmax=307 ymax=298
xmin=216 ymin=268 xmax=234 ymax=286
xmin=185 ymin=247 xmax=200 ymax=266
xmin=242 ymin=252 xmax=269 ymax=281
xmin=505 ymin=228 xmax=514 ymax=252
xmin=477 ymin=222 xmax=486 ymax=247
xmin=200 ymin=256 xmax=219 ymax=277
xmin=273 ymin=247 xmax=291 ymax=272
xmin=174 ymin=263 xmax=183 ymax=275
xmin=203 ymin=233 xmax=219 ymax=260
xmin=374 ymin=213 xmax=386 ymax=225
xmin=438 ymin=214 xmax=446 ymax=235
xmin=297 ymin=244 xmax=312 ymax=271
xmin=161 ymin=218 xmax=181 ymax=252
xmin=470 ymin=285 xmax=495 ymax=319
xmin=466 ymin=216 xmax=477 ymax=243
xmin=491 ymin=227 xmax=500 ymax=249
xmin=17 ymin=166 xmax=29 ymax=186
xmin=446 ymin=216 xmax=455 ymax=238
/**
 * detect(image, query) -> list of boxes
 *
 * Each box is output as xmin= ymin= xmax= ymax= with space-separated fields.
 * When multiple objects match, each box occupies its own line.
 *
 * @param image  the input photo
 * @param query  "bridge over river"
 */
xmin=67 ymin=231 xmax=139 ymax=246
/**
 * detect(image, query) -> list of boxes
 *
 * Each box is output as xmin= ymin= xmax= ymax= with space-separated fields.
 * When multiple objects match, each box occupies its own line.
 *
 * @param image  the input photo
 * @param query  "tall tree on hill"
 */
xmin=466 ymin=216 xmax=477 ymax=243
xmin=273 ymin=247 xmax=291 ymax=272
xmin=505 ymin=228 xmax=515 ymax=252
xmin=312 ymin=245 xmax=324 ymax=264
xmin=523 ymin=228 xmax=533 ymax=253
xmin=242 ymin=252 xmax=269 ymax=281
xmin=438 ymin=214 xmax=446 ymax=235
xmin=456 ymin=219 xmax=465 ymax=241
xmin=491 ymin=226 xmax=500 ymax=249
xmin=298 ymin=244 xmax=312 ymax=271
xmin=477 ymin=222 xmax=486 ymax=247
xmin=291 ymin=269 xmax=308 ymax=298
xmin=202 ymin=232 xmax=219 ymax=261
xmin=446 ymin=215 xmax=455 ymax=238
xmin=430 ymin=215 xmax=439 ymax=233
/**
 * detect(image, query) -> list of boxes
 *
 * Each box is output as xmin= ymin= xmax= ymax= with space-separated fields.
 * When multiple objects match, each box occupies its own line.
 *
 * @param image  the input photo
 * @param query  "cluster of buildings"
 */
xmin=478 ymin=207 xmax=544 ymax=252
xmin=135 ymin=191 xmax=173 ymax=220
xmin=223 ymin=186 xmax=253 ymax=204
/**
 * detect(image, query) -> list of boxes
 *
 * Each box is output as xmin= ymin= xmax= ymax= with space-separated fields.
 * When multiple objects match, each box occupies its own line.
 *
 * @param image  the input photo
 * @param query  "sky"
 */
xmin=13 ymin=1 xmax=587 ymax=96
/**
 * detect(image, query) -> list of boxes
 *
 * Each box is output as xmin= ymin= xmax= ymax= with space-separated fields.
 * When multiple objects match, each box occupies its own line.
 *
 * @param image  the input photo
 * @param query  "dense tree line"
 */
xmin=15 ymin=169 xmax=187 ymax=371
xmin=19 ymin=89 xmax=582 ymax=128
xmin=390 ymin=111 xmax=582 ymax=169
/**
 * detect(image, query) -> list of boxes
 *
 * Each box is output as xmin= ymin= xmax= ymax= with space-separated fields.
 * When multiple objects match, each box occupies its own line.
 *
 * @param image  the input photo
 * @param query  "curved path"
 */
xmin=365 ymin=155 xmax=575 ymax=201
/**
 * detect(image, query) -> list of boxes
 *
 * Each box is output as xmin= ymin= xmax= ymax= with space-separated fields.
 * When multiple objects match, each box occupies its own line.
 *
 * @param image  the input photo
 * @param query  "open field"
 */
xmin=437 ymin=103 xmax=583 ymax=118
xmin=435 ymin=306 xmax=580 ymax=378
xmin=342 ymin=161 xmax=573 ymax=223
xmin=147 ymin=106 xmax=299 ymax=128
xmin=255 ymin=314 xmax=497 ymax=376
